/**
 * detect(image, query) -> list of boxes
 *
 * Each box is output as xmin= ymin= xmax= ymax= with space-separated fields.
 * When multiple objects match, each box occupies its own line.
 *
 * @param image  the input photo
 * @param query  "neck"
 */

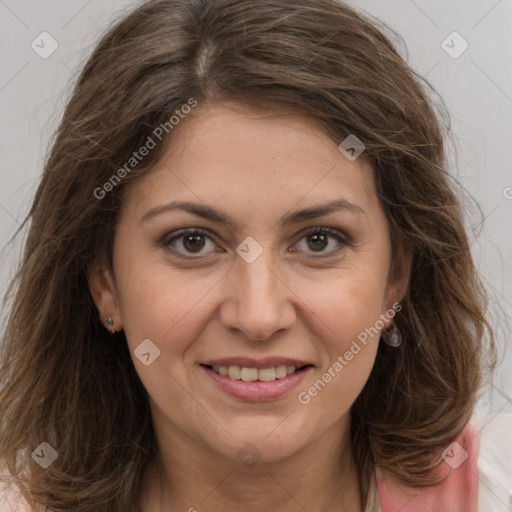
xmin=141 ymin=413 xmax=363 ymax=512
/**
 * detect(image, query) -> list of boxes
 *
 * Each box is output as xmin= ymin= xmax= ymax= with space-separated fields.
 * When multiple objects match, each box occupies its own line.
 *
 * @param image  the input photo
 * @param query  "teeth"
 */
xmin=258 ymin=368 xmax=276 ymax=381
xmin=240 ymin=367 xmax=259 ymax=382
xmin=228 ymin=366 xmax=241 ymax=379
xmin=211 ymin=364 xmax=303 ymax=381
xmin=275 ymin=365 xmax=287 ymax=379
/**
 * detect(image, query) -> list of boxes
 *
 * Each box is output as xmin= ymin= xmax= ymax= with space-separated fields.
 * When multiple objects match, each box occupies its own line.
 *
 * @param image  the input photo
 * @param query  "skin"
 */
xmin=89 ymin=102 xmax=412 ymax=512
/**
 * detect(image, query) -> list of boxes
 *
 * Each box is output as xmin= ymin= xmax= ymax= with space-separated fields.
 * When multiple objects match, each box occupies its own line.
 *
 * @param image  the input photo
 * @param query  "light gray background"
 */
xmin=0 ymin=0 xmax=511 ymax=412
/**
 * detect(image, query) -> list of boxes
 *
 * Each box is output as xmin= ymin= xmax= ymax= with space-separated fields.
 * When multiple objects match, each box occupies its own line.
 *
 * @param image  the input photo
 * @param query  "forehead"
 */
xmin=121 ymin=102 xmax=380 ymax=226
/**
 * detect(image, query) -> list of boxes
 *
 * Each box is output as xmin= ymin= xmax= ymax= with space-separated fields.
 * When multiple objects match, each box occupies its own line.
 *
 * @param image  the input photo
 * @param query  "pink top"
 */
xmin=376 ymin=422 xmax=480 ymax=511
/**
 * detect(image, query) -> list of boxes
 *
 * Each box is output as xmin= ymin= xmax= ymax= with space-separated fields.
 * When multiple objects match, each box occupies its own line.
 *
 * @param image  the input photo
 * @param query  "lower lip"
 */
xmin=200 ymin=365 xmax=313 ymax=402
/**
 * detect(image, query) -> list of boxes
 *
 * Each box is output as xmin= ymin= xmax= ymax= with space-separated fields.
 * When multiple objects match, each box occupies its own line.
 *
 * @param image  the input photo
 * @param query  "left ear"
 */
xmin=88 ymin=263 xmax=123 ymax=333
xmin=385 ymin=237 xmax=413 ymax=310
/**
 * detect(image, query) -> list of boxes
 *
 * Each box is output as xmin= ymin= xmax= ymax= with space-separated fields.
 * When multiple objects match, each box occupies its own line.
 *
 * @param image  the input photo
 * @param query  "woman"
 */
xmin=0 ymin=0 xmax=510 ymax=511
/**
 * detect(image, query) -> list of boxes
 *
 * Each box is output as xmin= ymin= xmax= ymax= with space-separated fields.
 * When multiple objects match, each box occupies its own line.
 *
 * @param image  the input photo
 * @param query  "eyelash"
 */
xmin=161 ymin=227 xmax=349 ymax=259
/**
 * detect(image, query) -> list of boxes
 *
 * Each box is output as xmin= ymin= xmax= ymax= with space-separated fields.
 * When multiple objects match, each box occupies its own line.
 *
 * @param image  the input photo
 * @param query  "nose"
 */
xmin=218 ymin=247 xmax=296 ymax=341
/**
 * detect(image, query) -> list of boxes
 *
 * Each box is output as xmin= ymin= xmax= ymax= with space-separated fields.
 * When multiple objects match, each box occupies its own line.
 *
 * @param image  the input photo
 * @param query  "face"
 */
xmin=90 ymin=102 xmax=410 ymax=467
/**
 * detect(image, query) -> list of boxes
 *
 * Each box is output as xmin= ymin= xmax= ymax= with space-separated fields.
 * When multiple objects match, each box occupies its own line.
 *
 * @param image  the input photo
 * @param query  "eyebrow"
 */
xmin=141 ymin=198 xmax=366 ymax=228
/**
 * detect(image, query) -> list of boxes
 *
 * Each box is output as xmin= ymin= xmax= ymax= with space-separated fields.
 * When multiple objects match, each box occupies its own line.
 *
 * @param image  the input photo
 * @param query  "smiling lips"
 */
xmin=201 ymin=356 xmax=313 ymax=380
xmin=211 ymin=364 xmax=298 ymax=381
xmin=200 ymin=357 xmax=314 ymax=401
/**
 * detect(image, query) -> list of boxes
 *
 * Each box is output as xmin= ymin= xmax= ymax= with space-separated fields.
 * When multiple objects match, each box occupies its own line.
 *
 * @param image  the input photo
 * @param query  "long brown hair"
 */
xmin=0 ymin=0 xmax=496 ymax=510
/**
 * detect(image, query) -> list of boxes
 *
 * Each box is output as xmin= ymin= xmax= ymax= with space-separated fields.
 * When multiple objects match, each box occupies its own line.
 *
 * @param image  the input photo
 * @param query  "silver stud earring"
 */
xmin=381 ymin=324 xmax=402 ymax=347
xmin=106 ymin=317 xmax=115 ymax=334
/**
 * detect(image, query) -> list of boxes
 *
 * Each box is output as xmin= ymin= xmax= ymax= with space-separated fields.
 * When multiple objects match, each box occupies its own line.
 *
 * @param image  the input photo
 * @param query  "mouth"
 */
xmin=199 ymin=361 xmax=314 ymax=402
xmin=200 ymin=363 xmax=313 ymax=382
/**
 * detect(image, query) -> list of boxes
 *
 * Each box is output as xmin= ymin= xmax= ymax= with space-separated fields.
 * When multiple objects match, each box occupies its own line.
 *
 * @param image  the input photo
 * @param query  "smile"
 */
xmin=207 ymin=364 xmax=303 ymax=381
xmin=200 ymin=363 xmax=314 ymax=401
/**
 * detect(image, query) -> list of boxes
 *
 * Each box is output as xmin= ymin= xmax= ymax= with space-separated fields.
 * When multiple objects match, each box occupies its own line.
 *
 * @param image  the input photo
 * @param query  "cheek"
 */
xmin=295 ymin=265 xmax=387 ymax=407
xmin=114 ymin=251 xmax=222 ymax=357
xmin=114 ymin=261 xmax=220 ymax=418
xmin=307 ymin=259 xmax=389 ymax=346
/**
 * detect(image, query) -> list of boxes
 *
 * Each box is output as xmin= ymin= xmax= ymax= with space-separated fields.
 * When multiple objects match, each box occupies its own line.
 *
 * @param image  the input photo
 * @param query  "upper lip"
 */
xmin=201 ymin=357 xmax=313 ymax=369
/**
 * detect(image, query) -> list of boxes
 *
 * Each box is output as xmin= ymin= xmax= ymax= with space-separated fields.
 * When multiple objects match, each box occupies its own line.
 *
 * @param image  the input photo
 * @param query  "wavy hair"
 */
xmin=0 ymin=0 xmax=496 ymax=510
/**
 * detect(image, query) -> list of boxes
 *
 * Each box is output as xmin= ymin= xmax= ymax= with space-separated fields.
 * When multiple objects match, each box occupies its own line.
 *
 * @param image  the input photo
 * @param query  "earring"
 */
xmin=381 ymin=324 xmax=402 ymax=347
xmin=106 ymin=317 xmax=116 ymax=334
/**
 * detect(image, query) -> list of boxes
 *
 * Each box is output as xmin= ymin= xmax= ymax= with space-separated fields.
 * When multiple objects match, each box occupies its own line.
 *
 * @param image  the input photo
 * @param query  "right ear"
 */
xmin=88 ymin=263 xmax=123 ymax=332
xmin=385 ymin=237 xmax=413 ymax=308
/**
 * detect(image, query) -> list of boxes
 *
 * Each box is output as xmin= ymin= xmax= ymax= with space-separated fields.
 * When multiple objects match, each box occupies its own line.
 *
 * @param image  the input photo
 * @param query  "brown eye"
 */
xmin=307 ymin=232 xmax=329 ymax=252
xmin=292 ymin=227 xmax=348 ymax=256
xmin=162 ymin=229 xmax=217 ymax=256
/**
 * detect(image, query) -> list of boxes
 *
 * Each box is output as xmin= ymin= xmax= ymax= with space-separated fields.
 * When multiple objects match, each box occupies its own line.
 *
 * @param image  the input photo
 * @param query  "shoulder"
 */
xmin=0 ymin=462 xmax=37 ymax=512
xmin=476 ymin=411 xmax=512 ymax=511
xmin=374 ymin=412 xmax=512 ymax=512
xmin=0 ymin=482 xmax=34 ymax=512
